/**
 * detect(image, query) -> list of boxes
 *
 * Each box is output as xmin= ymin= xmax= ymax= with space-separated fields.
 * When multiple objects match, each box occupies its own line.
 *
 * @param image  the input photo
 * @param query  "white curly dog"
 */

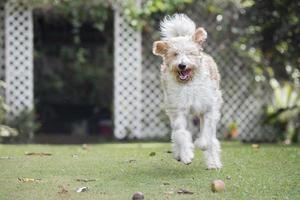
xmin=153 ymin=14 xmax=222 ymax=169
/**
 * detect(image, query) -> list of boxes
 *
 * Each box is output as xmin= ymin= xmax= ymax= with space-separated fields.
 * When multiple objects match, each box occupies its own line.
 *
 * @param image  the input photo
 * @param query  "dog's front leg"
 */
xmin=195 ymin=112 xmax=222 ymax=169
xmin=169 ymin=113 xmax=194 ymax=165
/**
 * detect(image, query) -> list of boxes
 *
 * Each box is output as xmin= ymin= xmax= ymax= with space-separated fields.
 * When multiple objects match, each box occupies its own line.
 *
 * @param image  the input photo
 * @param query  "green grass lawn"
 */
xmin=0 ymin=142 xmax=299 ymax=200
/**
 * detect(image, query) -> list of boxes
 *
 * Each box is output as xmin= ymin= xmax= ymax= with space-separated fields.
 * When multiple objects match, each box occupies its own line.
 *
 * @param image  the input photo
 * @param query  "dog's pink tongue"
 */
xmin=179 ymin=69 xmax=190 ymax=80
xmin=181 ymin=70 xmax=189 ymax=76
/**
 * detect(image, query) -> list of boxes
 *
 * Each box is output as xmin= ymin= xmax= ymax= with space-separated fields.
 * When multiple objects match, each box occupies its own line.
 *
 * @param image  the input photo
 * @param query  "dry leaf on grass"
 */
xmin=72 ymin=154 xmax=79 ymax=158
xmin=18 ymin=178 xmax=41 ymax=183
xmin=252 ymin=144 xmax=260 ymax=149
xmin=76 ymin=187 xmax=88 ymax=193
xmin=58 ymin=185 xmax=68 ymax=194
xmin=149 ymin=152 xmax=156 ymax=156
xmin=24 ymin=152 xmax=52 ymax=156
xmin=76 ymin=178 xmax=96 ymax=182
xmin=165 ymin=190 xmax=174 ymax=194
xmin=0 ymin=156 xmax=11 ymax=159
xmin=177 ymin=188 xmax=194 ymax=194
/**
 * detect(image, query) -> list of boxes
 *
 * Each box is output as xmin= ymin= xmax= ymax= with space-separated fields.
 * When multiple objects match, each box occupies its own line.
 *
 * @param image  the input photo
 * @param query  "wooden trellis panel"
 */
xmin=0 ymin=4 xmax=4 ymax=81
xmin=185 ymin=3 xmax=275 ymax=142
xmin=141 ymin=31 xmax=169 ymax=138
xmin=114 ymin=7 xmax=143 ymax=139
xmin=4 ymin=0 xmax=33 ymax=120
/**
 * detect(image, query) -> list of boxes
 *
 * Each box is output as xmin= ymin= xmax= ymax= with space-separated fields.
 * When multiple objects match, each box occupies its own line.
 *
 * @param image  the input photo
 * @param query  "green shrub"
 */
xmin=0 ymin=81 xmax=18 ymax=142
xmin=264 ymin=79 xmax=300 ymax=143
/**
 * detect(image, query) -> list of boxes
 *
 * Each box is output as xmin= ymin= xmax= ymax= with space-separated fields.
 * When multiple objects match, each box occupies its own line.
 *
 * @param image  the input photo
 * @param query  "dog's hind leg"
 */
xmin=169 ymin=113 xmax=194 ymax=165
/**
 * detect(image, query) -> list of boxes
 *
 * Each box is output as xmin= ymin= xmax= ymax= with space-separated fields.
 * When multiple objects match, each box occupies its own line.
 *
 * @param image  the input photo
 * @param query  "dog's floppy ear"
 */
xmin=192 ymin=27 xmax=207 ymax=45
xmin=153 ymin=41 xmax=168 ymax=56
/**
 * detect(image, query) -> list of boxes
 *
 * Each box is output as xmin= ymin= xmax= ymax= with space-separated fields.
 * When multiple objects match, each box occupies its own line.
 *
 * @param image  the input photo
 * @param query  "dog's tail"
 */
xmin=160 ymin=13 xmax=196 ymax=40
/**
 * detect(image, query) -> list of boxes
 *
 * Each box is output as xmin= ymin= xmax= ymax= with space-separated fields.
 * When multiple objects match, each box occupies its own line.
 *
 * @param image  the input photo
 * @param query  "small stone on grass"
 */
xmin=211 ymin=180 xmax=225 ymax=192
xmin=132 ymin=192 xmax=144 ymax=200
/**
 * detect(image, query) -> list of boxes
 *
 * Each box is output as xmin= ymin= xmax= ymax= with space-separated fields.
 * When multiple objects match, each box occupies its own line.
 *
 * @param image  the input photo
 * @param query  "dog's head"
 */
xmin=153 ymin=28 xmax=207 ymax=83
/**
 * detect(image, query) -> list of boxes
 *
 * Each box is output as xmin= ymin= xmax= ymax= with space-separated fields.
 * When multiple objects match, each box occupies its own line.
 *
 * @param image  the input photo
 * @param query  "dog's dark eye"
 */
xmin=173 ymin=52 xmax=178 ymax=57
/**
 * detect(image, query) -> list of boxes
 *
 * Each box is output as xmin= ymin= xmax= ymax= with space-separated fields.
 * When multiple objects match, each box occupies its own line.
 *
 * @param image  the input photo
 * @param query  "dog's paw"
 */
xmin=206 ymin=162 xmax=222 ymax=170
xmin=203 ymin=146 xmax=222 ymax=169
xmin=194 ymin=138 xmax=209 ymax=151
xmin=180 ymin=145 xmax=194 ymax=165
xmin=180 ymin=155 xmax=193 ymax=165
xmin=204 ymin=151 xmax=222 ymax=169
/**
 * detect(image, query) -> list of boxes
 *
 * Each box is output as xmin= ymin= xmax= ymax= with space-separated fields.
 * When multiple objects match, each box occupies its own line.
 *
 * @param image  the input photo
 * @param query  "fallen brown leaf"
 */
xmin=0 ymin=156 xmax=11 ymax=159
xmin=24 ymin=152 xmax=52 ymax=156
xmin=128 ymin=159 xmax=137 ymax=163
xmin=58 ymin=185 xmax=68 ymax=194
xmin=165 ymin=190 xmax=174 ymax=194
xmin=72 ymin=154 xmax=79 ymax=158
xmin=76 ymin=178 xmax=96 ymax=182
xmin=18 ymin=177 xmax=41 ymax=183
xmin=149 ymin=152 xmax=156 ymax=156
xmin=177 ymin=188 xmax=193 ymax=195
xmin=252 ymin=144 xmax=260 ymax=149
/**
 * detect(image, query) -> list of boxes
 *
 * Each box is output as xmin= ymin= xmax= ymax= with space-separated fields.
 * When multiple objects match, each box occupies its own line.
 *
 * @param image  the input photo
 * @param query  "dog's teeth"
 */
xmin=179 ymin=74 xmax=188 ymax=80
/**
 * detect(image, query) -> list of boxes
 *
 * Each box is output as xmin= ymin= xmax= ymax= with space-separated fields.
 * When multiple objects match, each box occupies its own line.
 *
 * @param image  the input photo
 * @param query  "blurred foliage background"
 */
xmin=124 ymin=0 xmax=299 ymax=143
xmin=1 ymin=0 xmax=299 ymax=143
xmin=31 ymin=1 xmax=114 ymax=136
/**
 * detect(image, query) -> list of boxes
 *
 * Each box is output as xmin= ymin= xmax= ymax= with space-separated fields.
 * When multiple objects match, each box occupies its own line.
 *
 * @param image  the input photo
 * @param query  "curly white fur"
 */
xmin=160 ymin=13 xmax=196 ymax=40
xmin=154 ymin=14 xmax=222 ymax=169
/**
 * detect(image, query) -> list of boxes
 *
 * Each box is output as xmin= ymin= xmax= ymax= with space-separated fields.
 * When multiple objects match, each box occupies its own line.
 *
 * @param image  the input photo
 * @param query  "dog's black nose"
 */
xmin=178 ymin=64 xmax=186 ymax=70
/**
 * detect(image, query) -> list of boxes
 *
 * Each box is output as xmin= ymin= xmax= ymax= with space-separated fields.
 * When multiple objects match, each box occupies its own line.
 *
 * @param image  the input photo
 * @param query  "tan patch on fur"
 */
xmin=202 ymin=53 xmax=220 ymax=88
xmin=192 ymin=27 xmax=207 ymax=45
xmin=164 ymin=50 xmax=176 ymax=63
xmin=161 ymin=64 xmax=167 ymax=73
xmin=153 ymin=41 xmax=168 ymax=56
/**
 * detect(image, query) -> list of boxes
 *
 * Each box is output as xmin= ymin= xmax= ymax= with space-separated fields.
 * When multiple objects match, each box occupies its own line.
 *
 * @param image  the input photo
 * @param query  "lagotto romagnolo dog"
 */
xmin=153 ymin=14 xmax=222 ymax=169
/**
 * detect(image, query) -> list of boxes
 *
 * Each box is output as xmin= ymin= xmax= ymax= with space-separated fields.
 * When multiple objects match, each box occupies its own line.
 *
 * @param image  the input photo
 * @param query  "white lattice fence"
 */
xmin=4 ymin=0 xmax=33 ymax=120
xmin=114 ymin=7 xmax=143 ymax=139
xmin=186 ymin=3 xmax=275 ymax=142
xmin=0 ymin=3 xmax=5 ymax=82
xmin=141 ymin=31 xmax=169 ymax=138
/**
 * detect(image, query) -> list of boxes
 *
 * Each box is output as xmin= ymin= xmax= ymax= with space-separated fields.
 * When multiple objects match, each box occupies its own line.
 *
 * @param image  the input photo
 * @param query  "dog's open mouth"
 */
xmin=178 ymin=69 xmax=192 ymax=81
